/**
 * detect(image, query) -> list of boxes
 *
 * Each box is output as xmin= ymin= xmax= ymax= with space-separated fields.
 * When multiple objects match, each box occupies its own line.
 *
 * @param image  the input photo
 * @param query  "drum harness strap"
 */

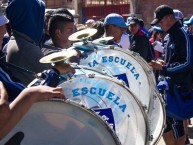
xmin=0 ymin=56 xmax=40 ymax=79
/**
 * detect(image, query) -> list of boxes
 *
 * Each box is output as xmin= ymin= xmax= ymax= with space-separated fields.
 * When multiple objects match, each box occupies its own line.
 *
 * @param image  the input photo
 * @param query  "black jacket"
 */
xmin=129 ymin=29 xmax=154 ymax=62
xmin=162 ymin=22 xmax=193 ymax=91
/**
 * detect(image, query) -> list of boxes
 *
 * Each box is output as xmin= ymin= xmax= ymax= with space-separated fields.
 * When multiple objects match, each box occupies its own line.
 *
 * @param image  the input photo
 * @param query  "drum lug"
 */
xmin=108 ymin=45 xmax=115 ymax=49
xmin=142 ymin=105 xmax=148 ymax=111
xmin=87 ymin=73 xmax=95 ymax=78
xmin=81 ymin=53 xmax=88 ymax=59
xmin=132 ymin=51 xmax=140 ymax=57
xmin=149 ymin=134 xmax=154 ymax=141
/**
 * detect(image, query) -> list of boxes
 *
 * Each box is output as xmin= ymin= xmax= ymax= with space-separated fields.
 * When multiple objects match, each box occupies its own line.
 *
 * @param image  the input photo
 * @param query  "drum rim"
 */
xmin=72 ymin=64 xmax=114 ymax=78
xmin=149 ymin=90 xmax=166 ymax=145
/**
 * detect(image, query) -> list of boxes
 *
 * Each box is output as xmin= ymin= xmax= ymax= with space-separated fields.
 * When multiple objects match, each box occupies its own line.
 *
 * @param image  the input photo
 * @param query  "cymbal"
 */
xmin=92 ymin=36 xmax=114 ymax=44
xmin=68 ymin=28 xmax=97 ymax=41
xmin=39 ymin=50 xmax=78 ymax=63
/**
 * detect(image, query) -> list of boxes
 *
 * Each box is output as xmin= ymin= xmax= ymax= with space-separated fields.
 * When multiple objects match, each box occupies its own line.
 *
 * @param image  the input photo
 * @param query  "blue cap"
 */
xmin=104 ymin=13 xmax=128 ymax=28
xmin=184 ymin=15 xmax=193 ymax=25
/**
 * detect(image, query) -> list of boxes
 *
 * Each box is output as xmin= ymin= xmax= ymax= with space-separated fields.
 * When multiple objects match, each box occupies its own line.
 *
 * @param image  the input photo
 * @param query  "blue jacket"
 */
xmin=161 ymin=22 xmax=193 ymax=91
xmin=0 ymin=60 xmax=60 ymax=102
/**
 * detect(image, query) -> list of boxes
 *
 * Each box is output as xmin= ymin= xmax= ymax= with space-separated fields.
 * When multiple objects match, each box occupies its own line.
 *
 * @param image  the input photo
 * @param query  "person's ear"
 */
xmin=55 ymin=29 xmax=61 ymax=38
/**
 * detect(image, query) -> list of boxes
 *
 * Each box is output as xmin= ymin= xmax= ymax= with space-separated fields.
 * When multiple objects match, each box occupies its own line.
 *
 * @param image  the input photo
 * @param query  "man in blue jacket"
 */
xmin=150 ymin=5 xmax=193 ymax=145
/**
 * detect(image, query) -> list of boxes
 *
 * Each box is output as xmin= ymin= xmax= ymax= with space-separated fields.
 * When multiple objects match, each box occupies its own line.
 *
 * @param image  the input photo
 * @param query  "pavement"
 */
xmin=158 ymin=120 xmax=193 ymax=145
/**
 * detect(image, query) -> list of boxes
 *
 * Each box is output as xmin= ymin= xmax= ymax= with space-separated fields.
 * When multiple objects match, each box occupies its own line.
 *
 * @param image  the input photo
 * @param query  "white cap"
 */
xmin=173 ymin=9 xmax=184 ymax=20
xmin=85 ymin=19 xmax=95 ymax=24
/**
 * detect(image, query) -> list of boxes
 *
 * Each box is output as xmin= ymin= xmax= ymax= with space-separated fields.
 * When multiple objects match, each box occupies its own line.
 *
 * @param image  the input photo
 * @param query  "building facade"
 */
xmin=43 ymin=0 xmax=193 ymax=28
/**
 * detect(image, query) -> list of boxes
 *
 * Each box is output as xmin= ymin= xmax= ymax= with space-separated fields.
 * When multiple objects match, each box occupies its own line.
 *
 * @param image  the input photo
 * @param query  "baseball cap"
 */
xmin=173 ymin=9 xmax=184 ymax=20
xmin=151 ymin=5 xmax=174 ymax=26
xmin=184 ymin=15 xmax=193 ymax=26
xmin=104 ymin=13 xmax=128 ymax=28
xmin=0 ymin=9 xmax=9 ymax=27
xmin=85 ymin=19 xmax=95 ymax=24
xmin=152 ymin=26 xmax=163 ymax=32
xmin=127 ymin=17 xmax=140 ymax=26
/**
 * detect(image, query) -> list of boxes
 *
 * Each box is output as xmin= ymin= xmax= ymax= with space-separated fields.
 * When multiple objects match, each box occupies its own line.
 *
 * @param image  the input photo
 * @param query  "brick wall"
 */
xmin=44 ymin=0 xmax=74 ymax=9
xmin=137 ymin=0 xmax=193 ymax=28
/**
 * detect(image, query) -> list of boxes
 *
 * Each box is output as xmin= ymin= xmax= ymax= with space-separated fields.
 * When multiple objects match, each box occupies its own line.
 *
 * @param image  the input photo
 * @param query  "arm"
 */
xmin=28 ymin=63 xmax=75 ymax=87
xmin=0 ymin=82 xmax=64 ymax=140
xmin=164 ymin=29 xmax=192 ymax=74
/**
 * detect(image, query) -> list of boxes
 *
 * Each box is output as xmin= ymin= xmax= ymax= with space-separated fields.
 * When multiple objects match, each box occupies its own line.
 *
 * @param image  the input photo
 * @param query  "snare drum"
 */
xmin=0 ymin=100 xmax=121 ymax=145
xmin=80 ymin=46 xmax=156 ymax=111
xmin=59 ymin=74 xmax=149 ymax=145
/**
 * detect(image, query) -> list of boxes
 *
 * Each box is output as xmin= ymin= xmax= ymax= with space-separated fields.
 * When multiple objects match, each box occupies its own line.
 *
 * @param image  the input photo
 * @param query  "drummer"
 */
xmin=42 ymin=8 xmax=75 ymax=55
xmin=103 ymin=13 xmax=128 ymax=48
xmin=42 ymin=8 xmax=80 ymax=64
xmin=0 ymin=8 xmax=74 ymax=101
xmin=0 ymin=10 xmax=65 ymax=140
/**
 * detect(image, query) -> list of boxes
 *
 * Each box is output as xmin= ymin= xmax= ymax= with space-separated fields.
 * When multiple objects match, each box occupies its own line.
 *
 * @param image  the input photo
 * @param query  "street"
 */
xmin=158 ymin=119 xmax=193 ymax=145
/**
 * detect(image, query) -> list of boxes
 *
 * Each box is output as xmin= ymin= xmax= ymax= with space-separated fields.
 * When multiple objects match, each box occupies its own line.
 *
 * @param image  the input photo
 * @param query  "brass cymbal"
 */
xmin=39 ymin=50 xmax=78 ymax=63
xmin=68 ymin=28 xmax=97 ymax=41
xmin=92 ymin=36 xmax=114 ymax=44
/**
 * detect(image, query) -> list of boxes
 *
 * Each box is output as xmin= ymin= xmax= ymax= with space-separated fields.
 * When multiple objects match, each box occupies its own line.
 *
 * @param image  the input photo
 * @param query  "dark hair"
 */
xmin=52 ymin=8 xmax=74 ymax=22
xmin=138 ymin=18 xmax=144 ymax=27
xmin=48 ymin=8 xmax=74 ymax=39
xmin=49 ymin=15 xmax=74 ymax=40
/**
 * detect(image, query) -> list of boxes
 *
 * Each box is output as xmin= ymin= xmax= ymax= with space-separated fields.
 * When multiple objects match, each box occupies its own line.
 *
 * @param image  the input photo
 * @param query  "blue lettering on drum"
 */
xmin=87 ymin=56 xmax=139 ymax=80
xmin=88 ymin=60 xmax=98 ymax=67
xmin=72 ymin=87 xmax=127 ymax=113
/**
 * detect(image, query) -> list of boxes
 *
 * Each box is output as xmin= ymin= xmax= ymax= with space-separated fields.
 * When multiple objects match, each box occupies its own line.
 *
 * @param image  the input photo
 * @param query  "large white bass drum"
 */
xmin=59 ymin=74 xmax=149 ymax=145
xmin=79 ymin=45 xmax=156 ymax=111
xmin=0 ymin=100 xmax=121 ymax=145
xmin=76 ymin=44 xmax=165 ymax=145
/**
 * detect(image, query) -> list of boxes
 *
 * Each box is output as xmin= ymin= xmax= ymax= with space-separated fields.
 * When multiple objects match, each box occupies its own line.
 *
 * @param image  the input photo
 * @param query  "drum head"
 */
xmin=59 ymin=75 xmax=149 ymax=145
xmin=0 ymin=101 xmax=121 ymax=145
xmin=80 ymin=47 xmax=155 ymax=110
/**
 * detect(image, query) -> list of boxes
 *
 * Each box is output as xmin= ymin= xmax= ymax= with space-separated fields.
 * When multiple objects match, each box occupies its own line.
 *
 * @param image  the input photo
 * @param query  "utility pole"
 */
xmin=74 ymin=0 xmax=83 ymax=23
xmin=130 ymin=0 xmax=139 ymax=14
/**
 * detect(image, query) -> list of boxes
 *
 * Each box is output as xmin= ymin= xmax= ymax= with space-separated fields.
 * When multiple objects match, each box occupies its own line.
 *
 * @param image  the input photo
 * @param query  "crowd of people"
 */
xmin=0 ymin=0 xmax=193 ymax=145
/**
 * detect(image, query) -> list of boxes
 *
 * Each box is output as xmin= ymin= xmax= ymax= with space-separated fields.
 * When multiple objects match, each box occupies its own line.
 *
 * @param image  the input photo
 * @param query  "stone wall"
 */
xmin=137 ymin=0 xmax=193 ymax=28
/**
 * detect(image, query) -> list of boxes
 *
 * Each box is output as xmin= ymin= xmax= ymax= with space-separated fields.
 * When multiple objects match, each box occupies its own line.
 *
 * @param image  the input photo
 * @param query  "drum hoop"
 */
xmin=150 ymin=90 xmax=166 ymax=144
xmin=72 ymin=64 xmax=113 ymax=78
xmin=64 ymin=74 xmax=150 ymax=145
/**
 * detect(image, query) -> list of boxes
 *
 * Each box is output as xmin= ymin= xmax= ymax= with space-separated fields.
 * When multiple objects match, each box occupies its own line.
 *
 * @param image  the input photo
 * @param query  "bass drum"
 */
xmin=59 ymin=74 xmax=149 ymax=145
xmin=0 ymin=100 xmax=121 ymax=145
xmin=78 ymin=45 xmax=165 ymax=144
xmin=80 ymin=46 xmax=156 ymax=111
